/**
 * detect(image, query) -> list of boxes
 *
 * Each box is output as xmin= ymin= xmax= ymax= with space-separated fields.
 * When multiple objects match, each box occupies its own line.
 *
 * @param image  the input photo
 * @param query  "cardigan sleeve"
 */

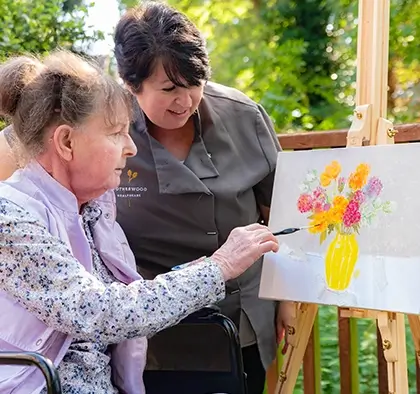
xmin=0 ymin=198 xmax=225 ymax=344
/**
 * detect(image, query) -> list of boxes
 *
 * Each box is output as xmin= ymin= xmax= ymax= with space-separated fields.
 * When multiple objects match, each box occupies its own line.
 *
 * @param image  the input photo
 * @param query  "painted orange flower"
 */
xmin=328 ymin=196 xmax=349 ymax=223
xmin=325 ymin=161 xmax=341 ymax=179
xmin=320 ymin=161 xmax=341 ymax=187
xmin=332 ymin=195 xmax=349 ymax=210
xmin=349 ymin=163 xmax=370 ymax=190
xmin=320 ymin=173 xmax=332 ymax=187
xmin=309 ymin=211 xmax=330 ymax=233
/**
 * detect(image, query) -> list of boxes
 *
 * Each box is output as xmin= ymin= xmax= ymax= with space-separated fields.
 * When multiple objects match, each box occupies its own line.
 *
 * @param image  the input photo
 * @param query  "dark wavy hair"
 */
xmin=114 ymin=1 xmax=211 ymax=93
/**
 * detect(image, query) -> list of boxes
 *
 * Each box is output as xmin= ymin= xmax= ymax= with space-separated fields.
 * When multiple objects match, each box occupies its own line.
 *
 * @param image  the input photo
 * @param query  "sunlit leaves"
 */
xmin=0 ymin=0 xmax=102 ymax=60
xmin=117 ymin=0 xmax=420 ymax=131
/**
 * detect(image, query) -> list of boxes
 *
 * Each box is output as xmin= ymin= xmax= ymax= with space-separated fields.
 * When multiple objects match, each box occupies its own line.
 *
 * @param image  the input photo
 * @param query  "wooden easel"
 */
xmin=274 ymin=1 xmax=419 ymax=393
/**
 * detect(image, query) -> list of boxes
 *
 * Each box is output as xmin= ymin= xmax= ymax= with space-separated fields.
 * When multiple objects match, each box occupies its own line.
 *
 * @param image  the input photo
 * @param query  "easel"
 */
xmin=274 ymin=1 xmax=419 ymax=393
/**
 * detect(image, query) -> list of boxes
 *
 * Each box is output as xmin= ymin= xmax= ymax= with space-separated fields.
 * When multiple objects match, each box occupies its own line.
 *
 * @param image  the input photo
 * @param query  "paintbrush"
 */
xmin=272 ymin=224 xmax=320 ymax=236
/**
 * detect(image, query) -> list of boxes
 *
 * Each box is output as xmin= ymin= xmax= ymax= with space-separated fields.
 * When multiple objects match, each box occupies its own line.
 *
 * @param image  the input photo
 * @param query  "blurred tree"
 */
xmin=118 ymin=0 xmax=137 ymax=12
xmin=0 ymin=0 xmax=103 ymax=60
xmin=257 ymin=0 xmax=346 ymax=131
xmin=327 ymin=0 xmax=420 ymax=127
xmin=388 ymin=0 xmax=420 ymax=124
xmin=62 ymin=0 xmax=84 ymax=12
xmin=118 ymin=0 xmax=420 ymax=132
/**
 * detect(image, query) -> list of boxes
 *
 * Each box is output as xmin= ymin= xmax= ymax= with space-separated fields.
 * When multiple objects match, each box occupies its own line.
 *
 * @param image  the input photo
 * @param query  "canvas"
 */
xmin=259 ymin=143 xmax=420 ymax=314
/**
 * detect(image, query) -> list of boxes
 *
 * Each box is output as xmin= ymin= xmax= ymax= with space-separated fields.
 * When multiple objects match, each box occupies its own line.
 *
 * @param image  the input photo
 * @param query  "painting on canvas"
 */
xmin=259 ymin=143 xmax=420 ymax=314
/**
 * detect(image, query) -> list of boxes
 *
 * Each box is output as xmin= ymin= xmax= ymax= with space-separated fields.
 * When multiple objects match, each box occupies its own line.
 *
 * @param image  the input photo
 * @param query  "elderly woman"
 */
xmin=113 ymin=2 xmax=288 ymax=392
xmin=0 ymin=51 xmax=278 ymax=394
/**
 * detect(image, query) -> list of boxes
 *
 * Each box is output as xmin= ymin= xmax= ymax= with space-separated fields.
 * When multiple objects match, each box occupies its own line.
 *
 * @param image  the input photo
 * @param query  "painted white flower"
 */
xmin=299 ymin=183 xmax=310 ymax=193
xmin=382 ymin=200 xmax=397 ymax=214
xmin=372 ymin=197 xmax=382 ymax=209
xmin=306 ymin=171 xmax=318 ymax=183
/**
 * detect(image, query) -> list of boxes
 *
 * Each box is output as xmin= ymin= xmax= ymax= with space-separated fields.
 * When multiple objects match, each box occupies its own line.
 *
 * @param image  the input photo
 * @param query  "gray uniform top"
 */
xmin=115 ymin=81 xmax=281 ymax=369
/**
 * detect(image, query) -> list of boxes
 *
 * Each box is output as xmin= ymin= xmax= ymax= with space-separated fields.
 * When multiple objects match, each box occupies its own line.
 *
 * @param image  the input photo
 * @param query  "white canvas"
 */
xmin=259 ymin=143 xmax=420 ymax=314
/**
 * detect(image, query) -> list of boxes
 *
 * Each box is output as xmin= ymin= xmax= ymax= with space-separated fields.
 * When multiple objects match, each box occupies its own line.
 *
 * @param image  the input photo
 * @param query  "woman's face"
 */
xmin=134 ymin=62 xmax=204 ymax=130
xmin=58 ymin=108 xmax=137 ymax=202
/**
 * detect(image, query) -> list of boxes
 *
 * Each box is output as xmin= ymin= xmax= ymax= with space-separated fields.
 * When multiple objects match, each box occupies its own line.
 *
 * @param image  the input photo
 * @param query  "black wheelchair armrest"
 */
xmin=181 ymin=304 xmax=221 ymax=323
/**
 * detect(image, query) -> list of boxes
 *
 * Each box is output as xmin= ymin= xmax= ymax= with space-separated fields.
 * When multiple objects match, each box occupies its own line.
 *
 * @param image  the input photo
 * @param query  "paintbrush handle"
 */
xmin=273 ymin=224 xmax=320 ymax=236
xmin=272 ymin=228 xmax=301 ymax=236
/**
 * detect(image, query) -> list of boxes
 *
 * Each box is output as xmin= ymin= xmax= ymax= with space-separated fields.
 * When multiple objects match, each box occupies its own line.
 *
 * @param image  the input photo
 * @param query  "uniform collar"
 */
xmin=134 ymin=102 xmax=219 ymax=195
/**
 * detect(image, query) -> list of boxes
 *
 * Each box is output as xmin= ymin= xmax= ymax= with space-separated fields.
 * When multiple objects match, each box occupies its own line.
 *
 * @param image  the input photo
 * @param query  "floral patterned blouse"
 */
xmin=0 ymin=198 xmax=225 ymax=394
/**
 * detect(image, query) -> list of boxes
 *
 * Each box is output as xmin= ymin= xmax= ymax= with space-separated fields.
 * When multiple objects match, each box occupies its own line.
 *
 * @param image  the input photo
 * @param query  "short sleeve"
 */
xmin=253 ymin=104 xmax=281 ymax=207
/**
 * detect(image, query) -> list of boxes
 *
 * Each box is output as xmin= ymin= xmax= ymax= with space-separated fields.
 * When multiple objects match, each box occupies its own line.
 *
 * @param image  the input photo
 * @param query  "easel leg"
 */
xmin=408 ymin=315 xmax=420 ymax=366
xmin=275 ymin=303 xmax=318 ymax=394
xmin=377 ymin=312 xmax=408 ymax=394
xmin=266 ymin=357 xmax=280 ymax=394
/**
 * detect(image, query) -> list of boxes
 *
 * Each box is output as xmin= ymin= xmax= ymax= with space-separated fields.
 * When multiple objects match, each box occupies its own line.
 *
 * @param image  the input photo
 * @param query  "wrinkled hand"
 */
xmin=211 ymin=223 xmax=279 ymax=281
xmin=276 ymin=301 xmax=295 ymax=351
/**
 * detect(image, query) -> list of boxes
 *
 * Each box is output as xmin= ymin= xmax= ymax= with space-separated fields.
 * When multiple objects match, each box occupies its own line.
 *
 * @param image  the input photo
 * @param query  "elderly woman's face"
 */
xmin=134 ymin=62 xmax=204 ymax=130
xmin=61 ymin=110 xmax=137 ymax=201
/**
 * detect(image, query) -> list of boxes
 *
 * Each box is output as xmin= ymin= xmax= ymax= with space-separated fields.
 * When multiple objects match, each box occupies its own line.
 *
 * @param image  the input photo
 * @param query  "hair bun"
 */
xmin=0 ymin=57 xmax=43 ymax=117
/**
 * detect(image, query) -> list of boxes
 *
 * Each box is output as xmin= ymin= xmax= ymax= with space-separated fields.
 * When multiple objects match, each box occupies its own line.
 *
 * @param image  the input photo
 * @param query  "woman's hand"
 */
xmin=210 ymin=223 xmax=279 ymax=281
xmin=276 ymin=301 xmax=295 ymax=347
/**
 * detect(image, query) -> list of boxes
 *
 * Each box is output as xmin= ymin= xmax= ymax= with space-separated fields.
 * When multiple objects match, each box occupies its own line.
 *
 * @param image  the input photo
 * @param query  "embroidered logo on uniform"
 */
xmin=127 ymin=169 xmax=138 ymax=183
xmin=116 ymin=169 xmax=148 ymax=206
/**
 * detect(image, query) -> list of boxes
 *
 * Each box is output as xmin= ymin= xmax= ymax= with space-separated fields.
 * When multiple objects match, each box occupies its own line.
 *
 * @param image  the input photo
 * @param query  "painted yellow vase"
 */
xmin=325 ymin=232 xmax=359 ymax=291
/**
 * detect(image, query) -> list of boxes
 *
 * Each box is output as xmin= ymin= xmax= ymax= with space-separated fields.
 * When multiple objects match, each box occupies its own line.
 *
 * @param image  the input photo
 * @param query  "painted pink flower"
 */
xmin=311 ymin=187 xmax=328 ymax=213
xmin=352 ymin=190 xmax=365 ymax=204
xmin=343 ymin=200 xmax=361 ymax=227
xmin=313 ymin=200 xmax=324 ymax=212
xmin=312 ymin=187 xmax=326 ymax=201
xmin=297 ymin=194 xmax=313 ymax=213
xmin=365 ymin=177 xmax=383 ymax=198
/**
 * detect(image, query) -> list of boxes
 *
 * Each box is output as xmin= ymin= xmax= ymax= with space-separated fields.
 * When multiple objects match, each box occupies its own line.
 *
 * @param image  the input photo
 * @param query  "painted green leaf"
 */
xmin=320 ymin=230 xmax=327 ymax=245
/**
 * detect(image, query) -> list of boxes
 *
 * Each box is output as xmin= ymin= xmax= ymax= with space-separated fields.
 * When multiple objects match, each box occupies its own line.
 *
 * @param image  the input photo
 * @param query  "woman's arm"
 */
xmin=0 ymin=129 xmax=19 ymax=180
xmin=253 ymin=104 xmax=281 ymax=223
xmin=0 ymin=198 xmax=225 ymax=344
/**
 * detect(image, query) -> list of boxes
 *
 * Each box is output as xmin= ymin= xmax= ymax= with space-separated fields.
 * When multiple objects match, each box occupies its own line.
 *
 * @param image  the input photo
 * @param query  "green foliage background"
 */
xmin=120 ymin=0 xmax=420 ymax=133
xmin=2 ymin=0 xmax=420 ymax=133
xmin=0 ymin=0 xmax=102 ymax=59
